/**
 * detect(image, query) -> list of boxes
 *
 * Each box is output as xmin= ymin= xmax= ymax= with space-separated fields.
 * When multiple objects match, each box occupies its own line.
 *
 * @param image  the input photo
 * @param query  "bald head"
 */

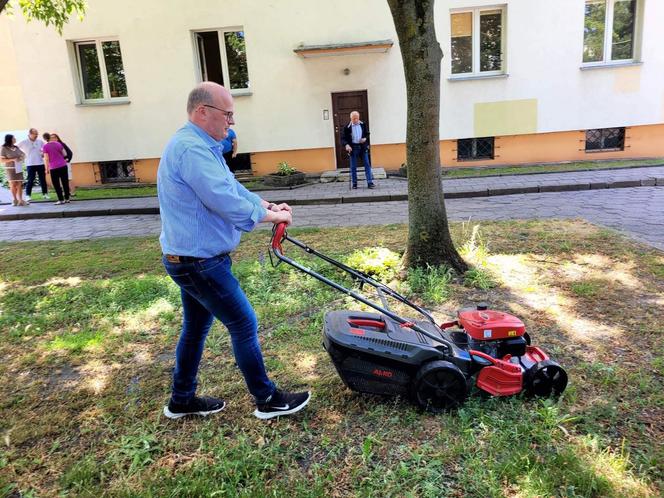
xmin=187 ymin=82 xmax=234 ymax=141
xmin=187 ymin=82 xmax=229 ymax=115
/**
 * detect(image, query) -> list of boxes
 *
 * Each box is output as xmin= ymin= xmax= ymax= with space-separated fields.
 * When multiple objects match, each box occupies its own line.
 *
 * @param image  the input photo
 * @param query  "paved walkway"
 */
xmin=1 ymin=165 xmax=663 ymax=221
xmin=2 ymin=187 xmax=662 ymax=251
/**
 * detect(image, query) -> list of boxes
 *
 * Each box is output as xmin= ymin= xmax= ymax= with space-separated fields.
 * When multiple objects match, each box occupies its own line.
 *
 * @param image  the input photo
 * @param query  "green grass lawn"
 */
xmin=27 ymin=186 xmax=158 ymax=202
xmin=440 ymin=158 xmax=664 ymax=178
xmin=26 ymin=181 xmax=265 ymax=202
xmin=0 ymin=221 xmax=662 ymax=497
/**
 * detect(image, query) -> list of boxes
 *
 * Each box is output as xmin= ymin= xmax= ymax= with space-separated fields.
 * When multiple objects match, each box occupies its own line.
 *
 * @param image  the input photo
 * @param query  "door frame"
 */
xmin=331 ymin=90 xmax=369 ymax=169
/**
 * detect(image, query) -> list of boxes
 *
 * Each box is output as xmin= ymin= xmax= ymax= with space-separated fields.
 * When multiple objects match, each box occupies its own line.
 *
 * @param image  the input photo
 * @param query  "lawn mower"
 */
xmin=269 ymin=223 xmax=568 ymax=412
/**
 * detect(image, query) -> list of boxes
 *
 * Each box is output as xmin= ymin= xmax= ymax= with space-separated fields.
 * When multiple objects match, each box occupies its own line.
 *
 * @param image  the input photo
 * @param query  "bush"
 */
xmin=459 ymin=223 xmax=489 ymax=266
xmin=460 ymin=223 xmax=497 ymax=289
xmin=345 ymin=247 xmax=401 ymax=283
xmin=0 ymin=164 xmax=7 ymax=188
xmin=276 ymin=161 xmax=297 ymax=176
xmin=405 ymin=264 xmax=454 ymax=304
xmin=464 ymin=267 xmax=496 ymax=289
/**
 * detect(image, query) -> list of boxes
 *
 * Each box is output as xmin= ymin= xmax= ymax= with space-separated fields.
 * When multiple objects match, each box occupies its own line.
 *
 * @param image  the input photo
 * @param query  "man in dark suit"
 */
xmin=341 ymin=111 xmax=375 ymax=189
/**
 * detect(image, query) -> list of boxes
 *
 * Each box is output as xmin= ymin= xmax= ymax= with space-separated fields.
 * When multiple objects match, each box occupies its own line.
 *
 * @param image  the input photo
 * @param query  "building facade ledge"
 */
xmin=580 ymin=61 xmax=643 ymax=71
xmin=76 ymin=99 xmax=131 ymax=107
xmin=294 ymin=39 xmax=393 ymax=58
xmin=447 ymin=73 xmax=509 ymax=82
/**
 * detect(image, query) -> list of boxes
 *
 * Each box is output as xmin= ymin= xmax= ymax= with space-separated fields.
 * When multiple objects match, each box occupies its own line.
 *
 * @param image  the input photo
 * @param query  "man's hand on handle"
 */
xmin=264 ymin=201 xmax=292 ymax=213
xmin=264 ymin=209 xmax=292 ymax=226
xmin=262 ymin=200 xmax=293 ymax=226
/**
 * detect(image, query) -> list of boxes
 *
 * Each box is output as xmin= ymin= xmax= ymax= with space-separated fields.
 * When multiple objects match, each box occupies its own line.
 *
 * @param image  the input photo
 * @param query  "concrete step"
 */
xmin=234 ymin=171 xmax=255 ymax=183
xmin=320 ymin=167 xmax=387 ymax=183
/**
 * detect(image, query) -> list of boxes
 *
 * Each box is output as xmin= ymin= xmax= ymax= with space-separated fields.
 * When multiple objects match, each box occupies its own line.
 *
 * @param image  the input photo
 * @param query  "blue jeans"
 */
xmin=162 ymin=254 xmax=275 ymax=404
xmin=25 ymin=165 xmax=48 ymax=196
xmin=350 ymin=145 xmax=373 ymax=186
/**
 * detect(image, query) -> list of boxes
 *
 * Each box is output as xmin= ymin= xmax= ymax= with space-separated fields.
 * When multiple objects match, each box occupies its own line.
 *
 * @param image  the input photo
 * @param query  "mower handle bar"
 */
xmin=270 ymin=222 xmax=455 ymax=351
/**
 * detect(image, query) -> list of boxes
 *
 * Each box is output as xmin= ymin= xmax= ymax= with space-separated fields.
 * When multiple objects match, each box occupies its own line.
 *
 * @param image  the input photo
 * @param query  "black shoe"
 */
xmin=368 ymin=183 xmax=376 ymax=189
xmin=254 ymin=389 xmax=311 ymax=420
xmin=352 ymin=184 xmax=358 ymax=189
xmin=163 ymin=395 xmax=226 ymax=419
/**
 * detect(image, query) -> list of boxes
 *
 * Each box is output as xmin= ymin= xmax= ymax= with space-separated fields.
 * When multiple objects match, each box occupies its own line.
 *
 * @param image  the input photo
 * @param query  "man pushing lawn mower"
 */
xmin=158 ymin=82 xmax=310 ymax=420
xmin=158 ymin=82 xmax=566 ymax=419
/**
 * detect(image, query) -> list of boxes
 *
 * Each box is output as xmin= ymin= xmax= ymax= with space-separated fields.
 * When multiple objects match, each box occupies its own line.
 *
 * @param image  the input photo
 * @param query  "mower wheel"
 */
xmin=413 ymin=361 xmax=468 ymax=413
xmin=524 ymin=360 xmax=568 ymax=397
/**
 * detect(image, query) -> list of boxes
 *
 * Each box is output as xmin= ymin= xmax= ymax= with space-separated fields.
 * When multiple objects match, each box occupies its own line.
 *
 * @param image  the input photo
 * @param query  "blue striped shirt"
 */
xmin=158 ymin=121 xmax=266 ymax=258
xmin=351 ymin=122 xmax=363 ymax=143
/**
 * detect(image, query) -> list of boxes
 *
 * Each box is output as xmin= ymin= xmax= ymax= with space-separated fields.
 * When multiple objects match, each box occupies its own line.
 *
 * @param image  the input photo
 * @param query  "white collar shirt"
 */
xmin=17 ymin=138 xmax=45 ymax=166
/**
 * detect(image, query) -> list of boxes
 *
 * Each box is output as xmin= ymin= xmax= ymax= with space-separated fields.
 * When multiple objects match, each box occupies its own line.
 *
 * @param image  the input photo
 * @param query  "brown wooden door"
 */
xmin=331 ymin=90 xmax=369 ymax=169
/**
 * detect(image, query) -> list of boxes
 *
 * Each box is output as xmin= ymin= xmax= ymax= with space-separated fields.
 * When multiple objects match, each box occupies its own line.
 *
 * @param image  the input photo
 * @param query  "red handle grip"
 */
xmin=271 ymin=222 xmax=288 ymax=253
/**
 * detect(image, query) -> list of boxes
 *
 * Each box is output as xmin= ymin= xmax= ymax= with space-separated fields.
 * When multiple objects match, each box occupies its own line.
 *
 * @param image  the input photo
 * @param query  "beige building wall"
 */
xmin=3 ymin=0 xmax=663 ymax=185
xmin=0 ymin=18 xmax=28 ymax=130
xmin=4 ymin=0 xmax=403 ymax=168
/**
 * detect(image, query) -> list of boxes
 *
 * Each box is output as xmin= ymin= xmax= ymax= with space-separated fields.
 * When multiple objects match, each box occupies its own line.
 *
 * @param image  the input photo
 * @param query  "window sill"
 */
xmin=448 ymin=73 xmax=508 ymax=82
xmin=585 ymin=148 xmax=625 ymax=153
xmin=76 ymin=99 xmax=131 ymax=107
xmin=457 ymin=157 xmax=495 ymax=162
xmin=580 ymin=61 xmax=642 ymax=71
xmin=231 ymin=90 xmax=252 ymax=97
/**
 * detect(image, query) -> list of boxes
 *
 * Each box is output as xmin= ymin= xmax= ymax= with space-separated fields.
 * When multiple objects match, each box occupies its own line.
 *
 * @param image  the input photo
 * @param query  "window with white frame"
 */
xmin=583 ymin=0 xmax=640 ymax=64
xmin=75 ymin=39 xmax=128 ymax=101
xmin=450 ymin=6 xmax=505 ymax=76
xmin=194 ymin=29 xmax=249 ymax=91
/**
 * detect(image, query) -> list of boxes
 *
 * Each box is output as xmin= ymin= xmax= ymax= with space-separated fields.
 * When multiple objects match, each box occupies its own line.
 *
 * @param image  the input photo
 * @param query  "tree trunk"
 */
xmin=387 ymin=0 xmax=468 ymax=273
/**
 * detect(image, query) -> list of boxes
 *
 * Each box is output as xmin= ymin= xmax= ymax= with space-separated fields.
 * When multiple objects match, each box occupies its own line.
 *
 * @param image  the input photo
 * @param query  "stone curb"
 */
xmin=540 ymin=183 xmax=590 ymax=193
xmin=1 ymin=180 xmax=661 ymax=221
xmin=435 ymin=162 xmax=664 ymax=181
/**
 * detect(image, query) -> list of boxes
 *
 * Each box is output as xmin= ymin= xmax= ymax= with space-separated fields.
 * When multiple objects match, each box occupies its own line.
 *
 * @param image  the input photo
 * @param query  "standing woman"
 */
xmin=50 ymin=133 xmax=75 ymax=196
xmin=42 ymin=133 xmax=70 ymax=204
xmin=0 ymin=134 xmax=27 ymax=206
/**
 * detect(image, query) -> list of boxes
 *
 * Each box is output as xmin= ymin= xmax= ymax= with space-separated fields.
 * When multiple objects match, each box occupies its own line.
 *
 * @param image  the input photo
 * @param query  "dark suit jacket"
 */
xmin=341 ymin=121 xmax=370 ymax=149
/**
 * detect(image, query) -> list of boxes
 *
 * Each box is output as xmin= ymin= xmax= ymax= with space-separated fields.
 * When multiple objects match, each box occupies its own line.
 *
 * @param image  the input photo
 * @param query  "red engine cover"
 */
xmin=458 ymin=309 xmax=525 ymax=341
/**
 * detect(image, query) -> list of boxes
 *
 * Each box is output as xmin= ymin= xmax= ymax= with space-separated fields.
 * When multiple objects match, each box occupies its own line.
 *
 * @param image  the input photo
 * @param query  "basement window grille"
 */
xmin=457 ymin=137 xmax=495 ymax=161
xmin=99 ymin=160 xmax=136 ymax=183
xmin=585 ymin=127 xmax=625 ymax=151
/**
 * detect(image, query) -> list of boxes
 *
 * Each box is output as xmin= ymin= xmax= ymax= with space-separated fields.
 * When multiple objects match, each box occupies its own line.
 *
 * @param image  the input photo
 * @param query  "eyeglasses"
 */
xmin=203 ymin=104 xmax=234 ymax=121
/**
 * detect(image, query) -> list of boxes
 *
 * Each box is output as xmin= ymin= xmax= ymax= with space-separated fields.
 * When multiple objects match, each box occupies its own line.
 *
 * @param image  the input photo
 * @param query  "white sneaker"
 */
xmin=43 ymin=194 xmax=50 ymax=200
xmin=25 ymin=195 xmax=31 ymax=202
